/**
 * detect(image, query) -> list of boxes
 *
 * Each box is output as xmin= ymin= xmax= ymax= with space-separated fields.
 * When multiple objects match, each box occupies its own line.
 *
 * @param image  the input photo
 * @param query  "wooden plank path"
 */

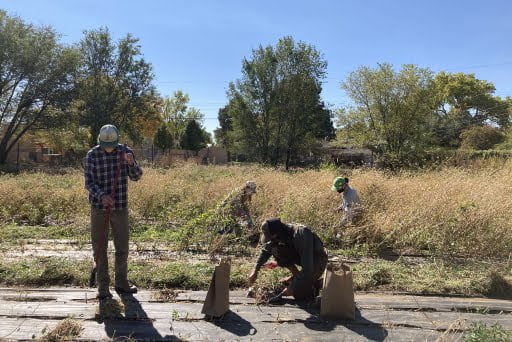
xmin=0 ymin=287 xmax=511 ymax=341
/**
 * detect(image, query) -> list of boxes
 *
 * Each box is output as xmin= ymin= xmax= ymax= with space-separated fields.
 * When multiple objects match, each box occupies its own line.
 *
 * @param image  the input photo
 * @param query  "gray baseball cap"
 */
xmin=97 ymin=124 xmax=119 ymax=149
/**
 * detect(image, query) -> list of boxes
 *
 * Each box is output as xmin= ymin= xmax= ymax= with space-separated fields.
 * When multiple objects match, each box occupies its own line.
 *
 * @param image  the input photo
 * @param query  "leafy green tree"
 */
xmin=31 ymin=124 xmax=91 ymax=155
xmin=0 ymin=11 xmax=81 ymax=164
xmin=224 ymin=36 xmax=333 ymax=168
xmin=432 ymin=72 xmax=511 ymax=147
xmin=460 ymin=125 xmax=505 ymax=150
xmin=214 ymin=106 xmax=232 ymax=147
xmin=180 ymin=119 xmax=208 ymax=151
xmin=340 ymin=63 xmax=437 ymax=164
xmin=153 ymin=123 xmax=173 ymax=152
xmin=162 ymin=90 xmax=204 ymax=147
xmin=202 ymin=129 xmax=213 ymax=146
xmin=494 ymin=127 xmax=512 ymax=150
xmin=214 ymin=101 xmax=237 ymax=160
xmin=138 ymin=94 xmax=164 ymax=139
xmin=76 ymin=27 xmax=157 ymax=146
xmin=273 ymin=73 xmax=334 ymax=168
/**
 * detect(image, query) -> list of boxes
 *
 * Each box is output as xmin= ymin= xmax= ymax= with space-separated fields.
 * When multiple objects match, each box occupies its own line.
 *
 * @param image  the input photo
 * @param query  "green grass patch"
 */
xmin=464 ymin=322 xmax=512 ymax=342
xmin=130 ymin=224 xmax=178 ymax=243
xmin=353 ymin=258 xmax=512 ymax=298
xmin=0 ymin=256 xmax=510 ymax=299
xmin=0 ymin=257 xmax=252 ymax=290
xmin=0 ymin=223 xmax=89 ymax=243
xmin=0 ymin=258 xmax=89 ymax=286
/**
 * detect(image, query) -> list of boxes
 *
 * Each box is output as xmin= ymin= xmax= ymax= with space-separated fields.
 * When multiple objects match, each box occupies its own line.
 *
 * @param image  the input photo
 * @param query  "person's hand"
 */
xmin=248 ymin=269 xmax=258 ymax=286
xmin=281 ymin=287 xmax=293 ymax=296
xmin=124 ymin=152 xmax=134 ymax=166
xmin=268 ymin=287 xmax=292 ymax=304
xmin=279 ymin=275 xmax=294 ymax=286
xmin=101 ymin=195 xmax=114 ymax=208
xmin=268 ymin=292 xmax=284 ymax=304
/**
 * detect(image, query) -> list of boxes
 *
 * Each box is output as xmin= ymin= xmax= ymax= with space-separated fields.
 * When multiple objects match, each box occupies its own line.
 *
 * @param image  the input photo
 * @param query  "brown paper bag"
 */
xmin=320 ymin=263 xmax=355 ymax=320
xmin=201 ymin=259 xmax=231 ymax=317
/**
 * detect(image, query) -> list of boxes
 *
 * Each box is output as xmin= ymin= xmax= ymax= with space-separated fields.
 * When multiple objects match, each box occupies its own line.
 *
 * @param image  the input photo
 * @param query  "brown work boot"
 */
xmin=115 ymin=284 xmax=138 ymax=295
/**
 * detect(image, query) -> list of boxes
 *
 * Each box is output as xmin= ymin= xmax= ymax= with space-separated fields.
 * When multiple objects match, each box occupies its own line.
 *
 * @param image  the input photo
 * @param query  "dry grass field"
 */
xmin=1 ymin=162 xmax=511 ymax=257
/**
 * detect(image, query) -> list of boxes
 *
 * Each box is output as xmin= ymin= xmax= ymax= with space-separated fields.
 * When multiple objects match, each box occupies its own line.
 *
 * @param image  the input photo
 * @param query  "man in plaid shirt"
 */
xmin=85 ymin=124 xmax=143 ymax=299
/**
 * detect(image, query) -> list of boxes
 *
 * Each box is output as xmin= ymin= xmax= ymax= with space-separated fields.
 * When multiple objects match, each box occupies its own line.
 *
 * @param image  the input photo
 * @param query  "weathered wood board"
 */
xmin=0 ymin=287 xmax=511 ymax=341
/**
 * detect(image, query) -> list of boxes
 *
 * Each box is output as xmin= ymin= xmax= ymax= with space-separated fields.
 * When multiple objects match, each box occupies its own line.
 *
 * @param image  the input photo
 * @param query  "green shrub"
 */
xmin=464 ymin=323 xmax=512 ymax=342
xmin=460 ymin=125 xmax=505 ymax=150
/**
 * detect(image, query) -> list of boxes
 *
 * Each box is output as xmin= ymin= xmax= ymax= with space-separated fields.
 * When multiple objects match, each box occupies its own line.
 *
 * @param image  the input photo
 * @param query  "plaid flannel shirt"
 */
xmin=84 ymin=144 xmax=143 ymax=209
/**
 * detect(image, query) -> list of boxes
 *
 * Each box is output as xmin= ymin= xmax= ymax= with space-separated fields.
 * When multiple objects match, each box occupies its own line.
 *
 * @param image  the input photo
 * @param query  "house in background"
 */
xmin=131 ymin=139 xmax=229 ymax=166
xmin=323 ymin=142 xmax=373 ymax=167
xmin=0 ymin=127 xmax=60 ymax=166
xmin=198 ymin=146 xmax=228 ymax=164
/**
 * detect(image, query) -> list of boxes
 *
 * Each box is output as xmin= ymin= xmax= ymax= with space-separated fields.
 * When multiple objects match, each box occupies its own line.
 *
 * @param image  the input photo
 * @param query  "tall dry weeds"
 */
xmin=1 ymin=163 xmax=511 ymax=257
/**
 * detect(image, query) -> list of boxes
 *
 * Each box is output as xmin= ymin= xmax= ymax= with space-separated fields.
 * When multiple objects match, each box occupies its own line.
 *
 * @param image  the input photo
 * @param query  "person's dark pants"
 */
xmin=91 ymin=207 xmax=130 ymax=295
xmin=272 ymin=245 xmax=328 ymax=300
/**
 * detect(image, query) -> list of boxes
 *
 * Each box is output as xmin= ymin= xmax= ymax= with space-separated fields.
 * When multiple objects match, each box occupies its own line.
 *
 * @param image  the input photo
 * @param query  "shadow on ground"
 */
xmin=99 ymin=293 xmax=179 ymax=341
xmin=485 ymin=272 xmax=512 ymax=300
xmin=297 ymin=300 xmax=389 ymax=341
xmin=209 ymin=310 xmax=257 ymax=337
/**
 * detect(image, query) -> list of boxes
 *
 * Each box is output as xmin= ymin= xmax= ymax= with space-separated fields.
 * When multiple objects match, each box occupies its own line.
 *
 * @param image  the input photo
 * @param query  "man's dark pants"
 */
xmin=91 ymin=207 xmax=130 ymax=295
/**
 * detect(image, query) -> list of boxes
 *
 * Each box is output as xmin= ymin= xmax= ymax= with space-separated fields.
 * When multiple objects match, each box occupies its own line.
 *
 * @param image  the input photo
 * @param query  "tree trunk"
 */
xmin=0 ymin=128 xmax=13 ymax=164
xmin=285 ymin=148 xmax=291 ymax=171
xmin=0 ymin=140 xmax=10 ymax=164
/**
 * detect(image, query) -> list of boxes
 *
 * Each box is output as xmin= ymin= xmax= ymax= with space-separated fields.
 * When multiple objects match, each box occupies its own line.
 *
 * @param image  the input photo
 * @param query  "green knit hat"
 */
xmin=331 ymin=177 xmax=348 ymax=192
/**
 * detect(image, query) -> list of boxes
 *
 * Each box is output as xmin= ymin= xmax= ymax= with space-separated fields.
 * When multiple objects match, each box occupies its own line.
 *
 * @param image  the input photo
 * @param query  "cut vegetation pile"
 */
xmin=42 ymin=318 xmax=83 ymax=342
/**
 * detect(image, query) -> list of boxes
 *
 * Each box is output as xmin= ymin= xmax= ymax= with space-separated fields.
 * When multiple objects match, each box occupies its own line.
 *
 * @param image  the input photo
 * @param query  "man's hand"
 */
xmin=124 ymin=152 xmax=134 ymax=166
xmin=248 ymin=269 xmax=258 ymax=286
xmin=101 ymin=195 xmax=114 ymax=208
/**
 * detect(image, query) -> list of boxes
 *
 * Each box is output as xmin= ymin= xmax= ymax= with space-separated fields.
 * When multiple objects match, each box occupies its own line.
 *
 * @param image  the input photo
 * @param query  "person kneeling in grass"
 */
xmin=216 ymin=180 xmax=257 ymax=235
xmin=248 ymin=218 xmax=328 ymax=303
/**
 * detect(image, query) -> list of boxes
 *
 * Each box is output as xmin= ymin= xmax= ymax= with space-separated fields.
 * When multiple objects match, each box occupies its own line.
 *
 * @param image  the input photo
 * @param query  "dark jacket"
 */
xmin=255 ymin=223 xmax=325 ymax=293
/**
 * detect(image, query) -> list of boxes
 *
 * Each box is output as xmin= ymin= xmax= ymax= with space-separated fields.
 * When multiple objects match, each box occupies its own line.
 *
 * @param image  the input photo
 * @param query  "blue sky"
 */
xmin=2 ymin=0 xmax=512 ymax=134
